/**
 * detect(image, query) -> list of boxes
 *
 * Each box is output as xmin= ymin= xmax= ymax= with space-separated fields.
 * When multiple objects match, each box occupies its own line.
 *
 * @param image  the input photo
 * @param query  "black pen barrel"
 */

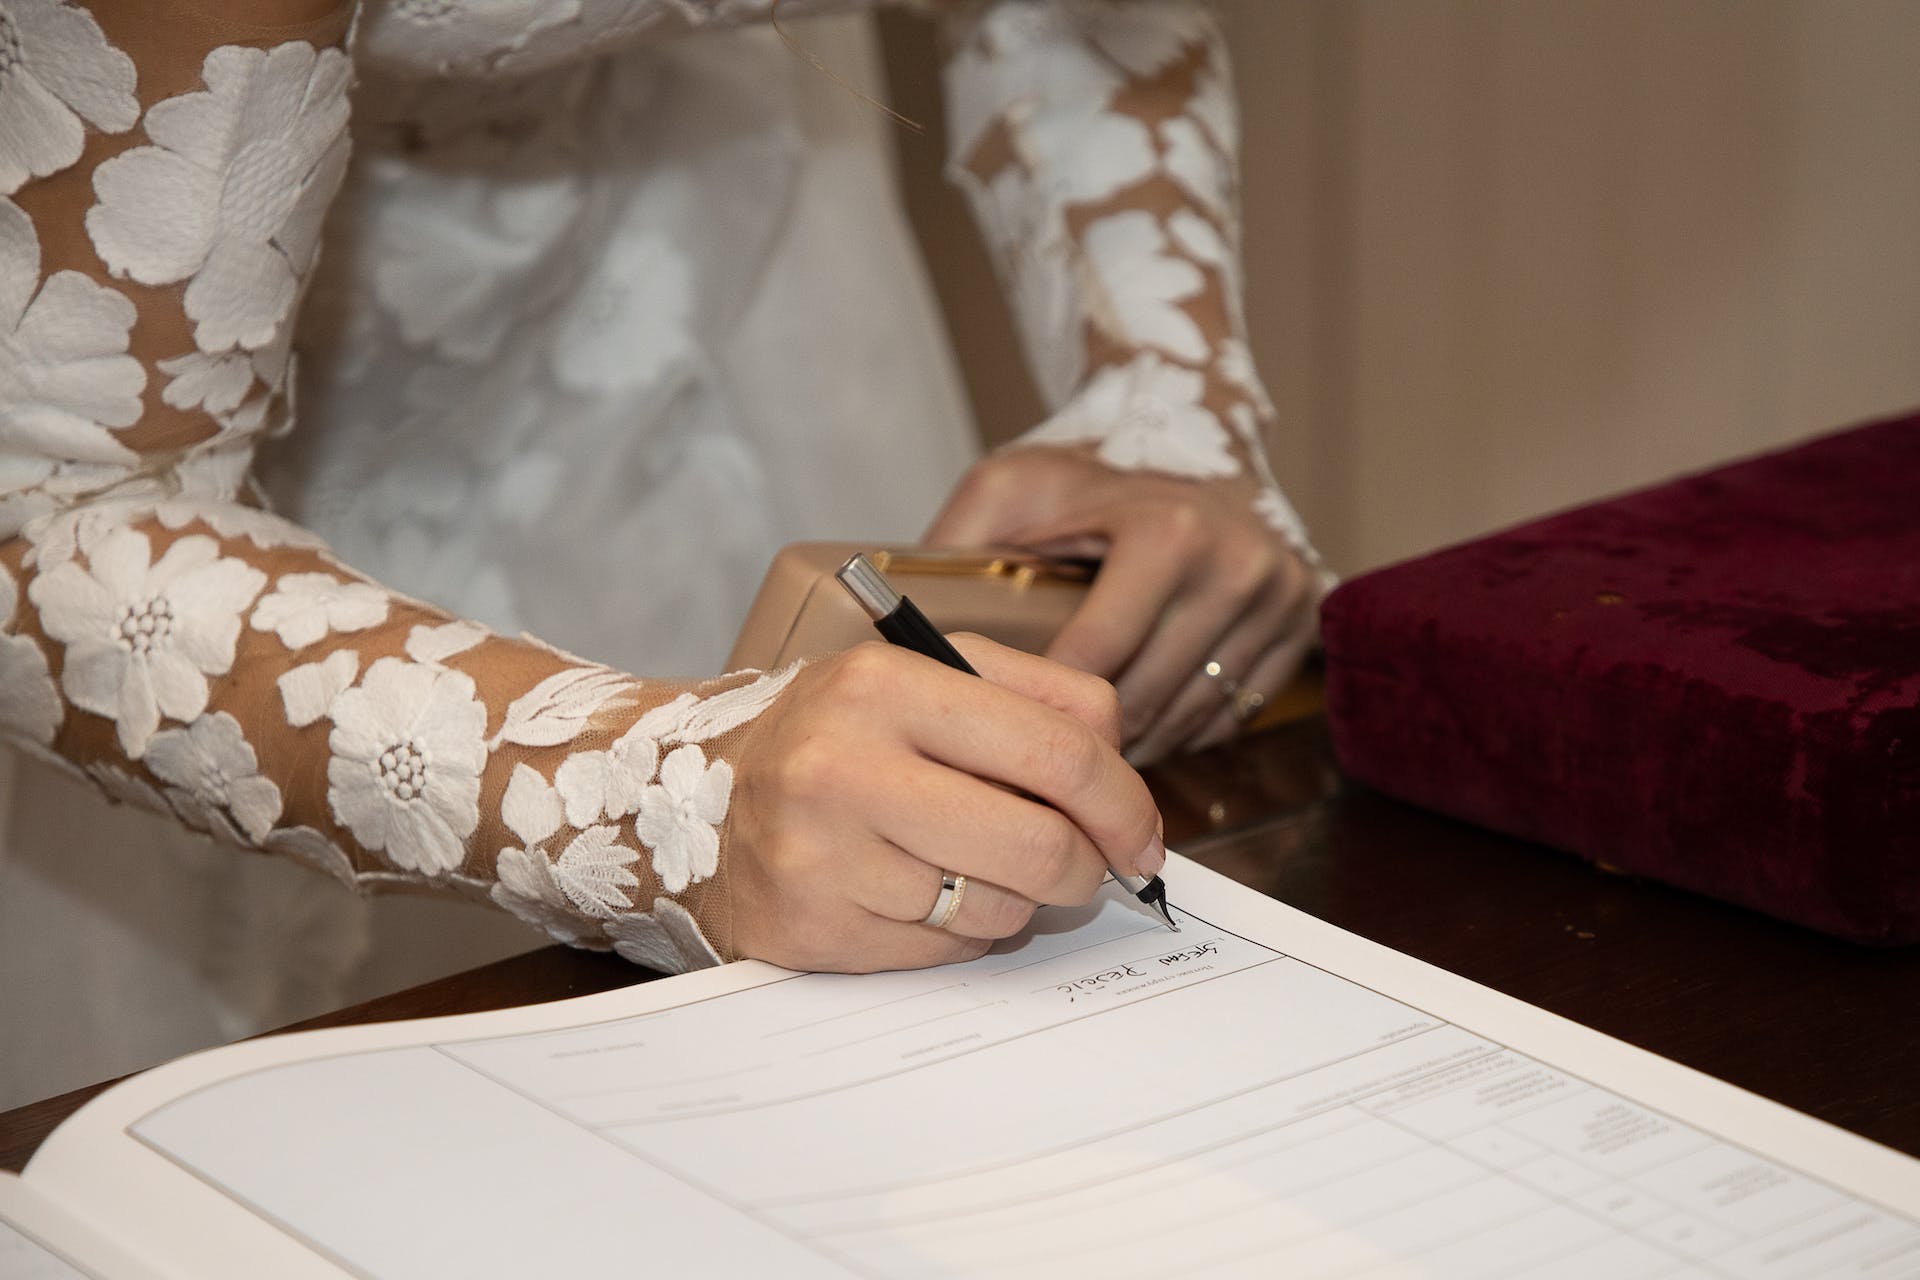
xmin=875 ymin=599 xmax=978 ymax=676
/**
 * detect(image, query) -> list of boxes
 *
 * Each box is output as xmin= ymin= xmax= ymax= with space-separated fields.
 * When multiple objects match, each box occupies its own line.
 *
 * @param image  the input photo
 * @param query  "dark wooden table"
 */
xmin=5 ymin=716 xmax=1916 ymax=1173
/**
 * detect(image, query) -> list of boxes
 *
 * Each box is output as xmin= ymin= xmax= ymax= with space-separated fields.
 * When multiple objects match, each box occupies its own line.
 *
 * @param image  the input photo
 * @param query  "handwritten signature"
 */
xmin=1054 ymin=940 xmax=1220 ymax=1001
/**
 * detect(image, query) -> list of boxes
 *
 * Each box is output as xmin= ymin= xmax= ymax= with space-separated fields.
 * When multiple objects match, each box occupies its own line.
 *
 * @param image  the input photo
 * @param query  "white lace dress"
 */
xmin=0 ymin=0 xmax=1313 ymax=1108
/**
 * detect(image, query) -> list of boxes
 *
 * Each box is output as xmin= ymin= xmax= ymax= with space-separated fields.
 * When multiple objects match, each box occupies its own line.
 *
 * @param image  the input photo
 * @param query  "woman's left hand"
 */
xmin=925 ymin=445 xmax=1319 ymax=764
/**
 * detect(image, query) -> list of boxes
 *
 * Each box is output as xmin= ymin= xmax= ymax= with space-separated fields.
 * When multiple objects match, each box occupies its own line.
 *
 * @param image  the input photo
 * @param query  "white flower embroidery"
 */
xmin=1159 ymin=116 xmax=1230 ymax=224
xmin=360 ymin=143 xmax=584 ymax=364
xmin=279 ymin=648 xmax=360 ymax=728
xmin=0 ymin=0 xmax=138 ymax=194
xmin=549 ymin=825 xmax=641 ymax=919
xmin=635 ymin=743 xmax=731 ymax=894
xmin=158 ymin=349 xmax=253 ymax=417
xmin=0 ymin=629 xmax=59 ymax=743
xmin=1187 ymin=63 xmax=1234 ymax=157
xmin=501 ymin=760 xmax=563 ymax=846
xmin=0 ymin=198 xmax=143 ymax=465
xmin=0 ymin=562 xmax=59 ymax=744
xmin=87 ymin=758 xmax=167 ymax=813
xmin=86 ymin=41 xmax=351 ymax=353
xmin=31 ymin=526 xmax=267 ymax=756
xmin=250 ymin=571 xmax=389 ymax=649
xmin=490 ymin=766 xmax=610 ymax=946
xmin=605 ymin=898 xmax=721 ymax=972
xmin=158 ymin=317 xmax=296 ymax=438
xmin=358 ymin=0 xmax=583 ymax=79
xmin=1214 ymin=337 xmax=1276 ymax=425
xmin=653 ymin=663 xmax=802 ymax=746
xmin=1025 ymin=354 xmax=1238 ymax=479
xmin=953 ymin=164 xmax=1085 ymax=404
xmin=1 ymin=458 xmax=147 ymax=545
xmin=326 ymin=656 xmax=487 ymax=875
xmin=1252 ymin=486 xmax=1314 ymax=554
xmin=493 ymin=846 xmax=610 ymax=948
xmin=946 ymin=4 xmax=1111 ymax=159
xmin=1167 ymin=206 xmax=1242 ymax=311
xmin=1077 ymin=2 xmax=1212 ymax=78
xmin=144 ymin=710 xmax=284 ymax=844
xmin=948 ymin=10 xmax=1155 ymax=234
xmin=1020 ymin=104 xmax=1156 ymax=224
xmin=550 ymin=229 xmax=694 ymax=394
xmin=155 ymin=499 xmax=325 ymax=555
xmin=492 ymin=665 xmax=636 ymax=750
xmin=406 ymin=620 xmax=488 ymax=664
xmin=554 ymin=719 xmax=658 ymax=828
xmin=264 ymin=824 xmax=357 ymax=889
xmin=1081 ymin=212 xmax=1208 ymax=363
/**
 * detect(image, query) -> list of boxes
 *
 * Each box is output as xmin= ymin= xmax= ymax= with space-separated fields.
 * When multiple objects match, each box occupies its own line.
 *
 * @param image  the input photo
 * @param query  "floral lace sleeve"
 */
xmin=940 ymin=1 xmax=1327 ymax=580
xmin=0 ymin=0 xmax=795 ymax=973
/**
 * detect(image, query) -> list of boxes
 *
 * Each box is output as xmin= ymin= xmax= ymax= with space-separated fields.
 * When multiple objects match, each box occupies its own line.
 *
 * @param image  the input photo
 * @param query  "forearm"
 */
xmin=939 ymin=2 xmax=1318 ymax=554
xmin=0 ymin=0 xmax=793 ymax=971
xmin=0 ymin=499 xmax=790 ymax=969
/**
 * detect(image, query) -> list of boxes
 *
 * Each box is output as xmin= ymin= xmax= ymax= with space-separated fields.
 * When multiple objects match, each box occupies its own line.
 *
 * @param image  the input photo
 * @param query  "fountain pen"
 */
xmin=835 ymin=552 xmax=1178 ymax=932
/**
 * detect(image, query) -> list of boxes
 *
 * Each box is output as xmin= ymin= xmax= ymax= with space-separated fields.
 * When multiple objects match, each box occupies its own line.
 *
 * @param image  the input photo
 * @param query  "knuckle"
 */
xmin=773 ymin=735 xmax=842 ymax=800
xmin=1080 ymin=674 xmax=1124 ymax=745
xmin=947 ymin=630 xmax=989 ymax=657
xmin=828 ymin=641 xmax=901 ymax=695
xmin=1041 ymin=719 xmax=1106 ymax=799
xmin=1152 ymin=501 xmax=1208 ymax=554
xmin=1223 ymin=540 xmax=1280 ymax=603
xmin=1018 ymin=811 xmax=1083 ymax=889
xmin=955 ymin=455 xmax=1020 ymax=509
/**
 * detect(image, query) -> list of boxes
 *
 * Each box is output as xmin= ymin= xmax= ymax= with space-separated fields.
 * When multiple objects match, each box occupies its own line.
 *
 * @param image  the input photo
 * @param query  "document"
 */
xmin=13 ymin=855 xmax=1920 ymax=1278
xmin=0 ymin=1174 xmax=159 ymax=1280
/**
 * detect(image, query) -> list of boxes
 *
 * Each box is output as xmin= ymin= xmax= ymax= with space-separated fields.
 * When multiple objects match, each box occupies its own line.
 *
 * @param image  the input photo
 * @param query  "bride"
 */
xmin=0 ymin=0 xmax=1324 ymax=1108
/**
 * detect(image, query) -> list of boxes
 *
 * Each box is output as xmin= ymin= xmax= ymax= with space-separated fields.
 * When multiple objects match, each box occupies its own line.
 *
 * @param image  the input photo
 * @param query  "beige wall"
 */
xmin=883 ymin=2 xmax=1920 ymax=575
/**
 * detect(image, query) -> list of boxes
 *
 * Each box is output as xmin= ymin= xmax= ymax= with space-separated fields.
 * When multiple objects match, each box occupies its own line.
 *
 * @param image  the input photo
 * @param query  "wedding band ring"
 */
xmin=925 ymin=871 xmax=967 ymax=930
xmin=1203 ymin=660 xmax=1266 ymax=724
xmin=1202 ymin=659 xmax=1240 ymax=695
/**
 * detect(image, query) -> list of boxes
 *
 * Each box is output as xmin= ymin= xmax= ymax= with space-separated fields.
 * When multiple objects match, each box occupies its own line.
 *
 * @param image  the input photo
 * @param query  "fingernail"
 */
xmin=1136 ymin=832 xmax=1167 ymax=877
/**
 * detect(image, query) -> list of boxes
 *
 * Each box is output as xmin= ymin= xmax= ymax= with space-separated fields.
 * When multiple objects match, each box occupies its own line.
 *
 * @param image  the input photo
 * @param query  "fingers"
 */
xmin=1122 ymin=556 xmax=1308 ymax=762
xmin=1183 ymin=571 xmax=1322 ymax=753
xmin=1042 ymin=517 xmax=1191 ymax=682
xmin=1111 ymin=523 xmax=1315 ymax=756
xmin=951 ymin=633 xmax=1124 ymax=747
xmin=763 ymin=909 xmax=996 ymax=974
xmin=1133 ymin=607 xmax=1316 ymax=763
xmin=855 ymin=844 xmax=1041 ymax=941
xmin=725 ymin=817 xmax=1001 ymax=972
xmin=1187 ymin=624 xmax=1316 ymax=751
xmin=877 ymin=650 xmax=1163 ymax=881
xmin=867 ymin=758 xmax=1109 ymax=906
xmin=727 ymin=640 xmax=1164 ymax=975
xmin=801 ymin=641 xmax=1158 ymax=878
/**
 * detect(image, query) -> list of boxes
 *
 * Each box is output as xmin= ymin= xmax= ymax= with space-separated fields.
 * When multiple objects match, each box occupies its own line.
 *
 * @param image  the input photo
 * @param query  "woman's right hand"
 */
xmin=726 ymin=635 xmax=1167 ymax=972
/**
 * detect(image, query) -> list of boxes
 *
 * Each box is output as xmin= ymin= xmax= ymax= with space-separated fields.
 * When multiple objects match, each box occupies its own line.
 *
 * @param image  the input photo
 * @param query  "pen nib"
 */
xmin=1137 ymin=878 xmax=1179 ymax=932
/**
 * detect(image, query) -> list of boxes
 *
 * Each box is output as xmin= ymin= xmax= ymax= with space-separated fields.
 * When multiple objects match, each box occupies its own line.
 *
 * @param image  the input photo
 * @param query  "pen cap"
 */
xmin=836 ymin=554 xmax=901 ymax=622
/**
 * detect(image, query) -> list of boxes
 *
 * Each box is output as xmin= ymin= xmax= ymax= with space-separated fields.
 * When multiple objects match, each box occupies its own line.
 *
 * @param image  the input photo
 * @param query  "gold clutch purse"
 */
xmin=726 ymin=543 xmax=1094 ymax=671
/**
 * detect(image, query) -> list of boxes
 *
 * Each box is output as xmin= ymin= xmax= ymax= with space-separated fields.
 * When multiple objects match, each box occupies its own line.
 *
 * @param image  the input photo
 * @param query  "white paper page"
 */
xmin=27 ymin=856 xmax=1920 ymax=1279
xmin=0 ymin=1173 xmax=161 ymax=1280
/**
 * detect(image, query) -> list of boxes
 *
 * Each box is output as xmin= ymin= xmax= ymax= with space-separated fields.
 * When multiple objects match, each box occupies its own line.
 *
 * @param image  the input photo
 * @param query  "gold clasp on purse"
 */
xmin=868 ymin=550 xmax=1096 ymax=591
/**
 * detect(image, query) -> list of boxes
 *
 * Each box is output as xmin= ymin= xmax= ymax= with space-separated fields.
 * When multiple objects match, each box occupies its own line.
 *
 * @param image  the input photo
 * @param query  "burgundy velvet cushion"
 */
xmin=1321 ymin=412 xmax=1920 ymax=944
